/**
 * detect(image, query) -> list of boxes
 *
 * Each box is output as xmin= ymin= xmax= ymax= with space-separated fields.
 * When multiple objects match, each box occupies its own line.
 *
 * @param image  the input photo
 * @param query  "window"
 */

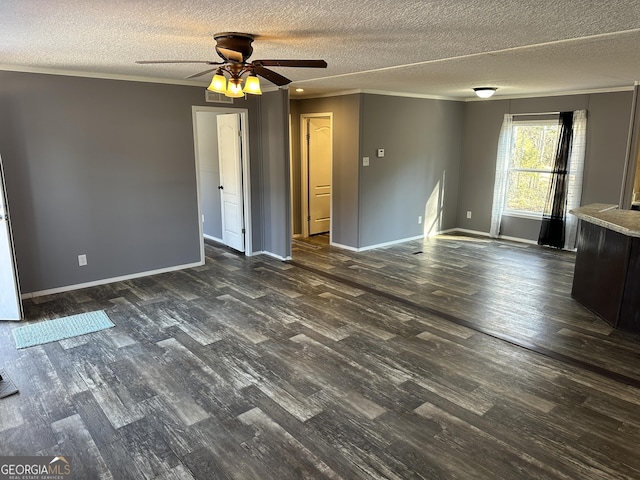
xmin=504 ymin=120 xmax=560 ymax=216
xmin=490 ymin=111 xmax=587 ymax=246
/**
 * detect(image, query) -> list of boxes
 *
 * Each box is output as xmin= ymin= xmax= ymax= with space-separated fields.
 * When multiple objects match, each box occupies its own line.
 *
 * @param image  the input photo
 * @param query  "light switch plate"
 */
xmin=377 ymin=148 xmax=385 ymax=158
xmin=363 ymin=156 xmax=370 ymax=166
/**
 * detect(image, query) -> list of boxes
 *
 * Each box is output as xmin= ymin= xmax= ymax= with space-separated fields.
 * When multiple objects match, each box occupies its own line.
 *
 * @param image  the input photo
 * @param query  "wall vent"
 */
xmin=205 ymin=90 xmax=234 ymax=104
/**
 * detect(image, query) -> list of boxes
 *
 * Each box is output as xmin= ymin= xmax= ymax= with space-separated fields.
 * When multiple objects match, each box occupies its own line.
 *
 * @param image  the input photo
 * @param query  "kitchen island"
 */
xmin=570 ymin=203 xmax=640 ymax=333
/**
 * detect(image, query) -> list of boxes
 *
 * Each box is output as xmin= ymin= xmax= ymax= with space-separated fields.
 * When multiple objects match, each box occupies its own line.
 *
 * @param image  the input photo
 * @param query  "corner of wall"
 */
xmin=356 ymin=93 xmax=365 ymax=249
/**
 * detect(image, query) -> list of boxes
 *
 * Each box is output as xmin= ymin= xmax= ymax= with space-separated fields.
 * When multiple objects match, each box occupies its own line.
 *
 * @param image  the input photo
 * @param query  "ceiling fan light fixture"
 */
xmin=137 ymin=32 xmax=328 ymax=94
xmin=473 ymin=87 xmax=497 ymax=99
xmin=207 ymin=71 xmax=227 ymax=94
xmin=243 ymin=74 xmax=262 ymax=95
xmin=226 ymin=77 xmax=245 ymax=98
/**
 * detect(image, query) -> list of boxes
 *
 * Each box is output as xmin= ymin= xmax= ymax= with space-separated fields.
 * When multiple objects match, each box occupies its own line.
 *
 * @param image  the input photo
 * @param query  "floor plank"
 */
xmin=0 ymin=236 xmax=639 ymax=479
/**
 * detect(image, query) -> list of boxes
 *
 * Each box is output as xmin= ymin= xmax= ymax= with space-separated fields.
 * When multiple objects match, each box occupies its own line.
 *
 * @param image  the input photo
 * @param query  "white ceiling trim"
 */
xmin=294 ymin=27 xmax=640 ymax=86
xmin=1 ymin=64 xmax=633 ymax=104
xmin=0 ymin=64 xmax=207 ymax=88
xmin=294 ymin=89 xmax=458 ymax=101
xmin=294 ymin=86 xmax=636 ymax=103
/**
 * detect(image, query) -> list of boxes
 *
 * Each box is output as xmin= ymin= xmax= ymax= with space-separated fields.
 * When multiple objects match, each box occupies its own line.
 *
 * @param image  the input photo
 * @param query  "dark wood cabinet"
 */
xmin=572 ymin=214 xmax=640 ymax=333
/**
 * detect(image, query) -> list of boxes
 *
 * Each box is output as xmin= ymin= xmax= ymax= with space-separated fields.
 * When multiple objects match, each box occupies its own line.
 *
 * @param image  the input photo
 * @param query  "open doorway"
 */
xmin=300 ymin=113 xmax=333 ymax=239
xmin=192 ymin=106 xmax=253 ymax=256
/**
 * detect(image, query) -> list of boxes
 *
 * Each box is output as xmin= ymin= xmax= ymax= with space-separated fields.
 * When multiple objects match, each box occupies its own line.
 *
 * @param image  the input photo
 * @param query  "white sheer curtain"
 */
xmin=564 ymin=109 xmax=587 ymax=249
xmin=490 ymin=114 xmax=513 ymax=237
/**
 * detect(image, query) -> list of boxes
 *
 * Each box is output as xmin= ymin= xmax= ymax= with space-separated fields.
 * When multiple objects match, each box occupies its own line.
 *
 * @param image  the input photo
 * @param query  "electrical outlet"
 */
xmin=418 ymin=216 xmax=422 ymax=224
xmin=78 ymin=254 xmax=87 ymax=266
xmin=363 ymin=156 xmax=370 ymax=166
xmin=466 ymin=211 xmax=472 ymax=219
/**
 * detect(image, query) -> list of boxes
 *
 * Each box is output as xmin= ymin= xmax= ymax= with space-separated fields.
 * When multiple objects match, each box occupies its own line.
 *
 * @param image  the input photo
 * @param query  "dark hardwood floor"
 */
xmin=292 ymin=233 xmax=640 ymax=385
xmin=1 ymin=235 xmax=639 ymax=479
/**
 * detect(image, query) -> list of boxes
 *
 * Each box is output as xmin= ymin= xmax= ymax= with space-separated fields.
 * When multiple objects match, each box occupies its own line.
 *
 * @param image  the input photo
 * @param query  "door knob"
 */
xmin=218 ymin=185 xmax=224 ymax=190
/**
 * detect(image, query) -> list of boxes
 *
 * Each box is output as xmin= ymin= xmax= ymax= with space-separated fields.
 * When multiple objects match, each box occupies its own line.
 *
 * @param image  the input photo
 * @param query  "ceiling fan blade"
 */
xmin=216 ymin=47 xmax=244 ymax=62
xmin=185 ymin=68 xmax=219 ymax=80
xmin=136 ymin=60 xmax=219 ymax=65
xmin=253 ymin=66 xmax=292 ymax=86
xmin=253 ymin=60 xmax=327 ymax=68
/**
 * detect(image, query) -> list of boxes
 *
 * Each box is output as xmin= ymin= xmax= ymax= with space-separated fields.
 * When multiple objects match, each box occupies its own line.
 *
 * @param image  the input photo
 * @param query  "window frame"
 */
xmin=502 ymin=118 xmax=560 ymax=219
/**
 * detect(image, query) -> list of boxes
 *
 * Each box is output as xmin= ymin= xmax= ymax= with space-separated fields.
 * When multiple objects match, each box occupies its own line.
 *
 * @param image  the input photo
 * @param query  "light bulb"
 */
xmin=226 ymin=78 xmax=245 ymax=98
xmin=207 ymin=72 xmax=227 ymax=94
xmin=473 ymin=87 xmax=497 ymax=99
xmin=243 ymin=75 xmax=262 ymax=95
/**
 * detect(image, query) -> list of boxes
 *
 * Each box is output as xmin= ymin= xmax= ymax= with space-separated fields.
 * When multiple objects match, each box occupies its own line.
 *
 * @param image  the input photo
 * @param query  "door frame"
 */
xmin=300 ymin=112 xmax=333 ymax=239
xmin=0 ymin=153 xmax=23 ymax=320
xmin=192 ymin=106 xmax=253 ymax=257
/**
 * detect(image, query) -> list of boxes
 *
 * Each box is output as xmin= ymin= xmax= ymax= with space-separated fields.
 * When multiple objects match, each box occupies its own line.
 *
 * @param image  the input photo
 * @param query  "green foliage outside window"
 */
xmin=505 ymin=122 xmax=559 ymax=213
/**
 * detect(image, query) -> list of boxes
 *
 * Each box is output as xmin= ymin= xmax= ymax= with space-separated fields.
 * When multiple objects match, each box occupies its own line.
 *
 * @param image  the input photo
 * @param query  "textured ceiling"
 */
xmin=1 ymin=1 xmax=640 ymax=99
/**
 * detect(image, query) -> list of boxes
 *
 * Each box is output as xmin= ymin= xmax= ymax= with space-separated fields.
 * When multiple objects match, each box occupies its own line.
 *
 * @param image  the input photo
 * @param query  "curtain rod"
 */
xmin=511 ymin=111 xmax=561 ymax=116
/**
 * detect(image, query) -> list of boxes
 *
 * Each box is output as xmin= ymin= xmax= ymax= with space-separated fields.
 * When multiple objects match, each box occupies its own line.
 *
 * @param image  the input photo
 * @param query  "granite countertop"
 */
xmin=570 ymin=203 xmax=640 ymax=238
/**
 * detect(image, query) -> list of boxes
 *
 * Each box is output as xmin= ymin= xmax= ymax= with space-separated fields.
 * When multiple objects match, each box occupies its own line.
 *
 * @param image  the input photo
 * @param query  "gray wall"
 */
xmin=293 ymin=94 xmax=362 ymax=248
xmin=289 ymin=100 xmax=302 ymax=235
xmin=4 ymin=68 xmax=633 ymax=295
xmin=585 ymin=92 xmax=636 ymax=206
xmin=457 ymin=99 xmax=510 ymax=233
xmin=0 ymin=70 xmax=262 ymax=294
xmin=259 ymin=89 xmax=292 ymax=258
xmin=359 ymin=94 xmax=464 ymax=247
xmin=457 ymin=92 xmax=634 ymax=241
xmin=293 ymin=93 xmax=464 ymax=249
xmin=195 ymin=111 xmax=222 ymax=240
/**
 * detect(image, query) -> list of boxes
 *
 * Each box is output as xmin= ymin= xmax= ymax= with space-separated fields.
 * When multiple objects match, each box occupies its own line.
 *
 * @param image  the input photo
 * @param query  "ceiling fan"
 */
xmin=136 ymin=32 xmax=327 ymax=97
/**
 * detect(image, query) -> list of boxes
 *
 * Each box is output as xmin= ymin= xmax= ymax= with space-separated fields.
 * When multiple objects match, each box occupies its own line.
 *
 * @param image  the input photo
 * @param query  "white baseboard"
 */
xmin=331 ymin=234 xmax=425 ymax=253
xmin=255 ymin=251 xmax=292 ymax=261
xmin=203 ymin=234 xmax=224 ymax=243
xmin=22 ymin=261 xmax=204 ymax=299
xmin=329 ymin=241 xmax=359 ymax=252
xmin=498 ymin=235 xmax=539 ymax=245
xmin=427 ymin=227 xmax=458 ymax=237
xmin=454 ymin=228 xmax=491 ymax=237
xmin=204 ymin=236 xmax=257 ymax=256
xmin=453 ymin=228 xmax=541 ymax=246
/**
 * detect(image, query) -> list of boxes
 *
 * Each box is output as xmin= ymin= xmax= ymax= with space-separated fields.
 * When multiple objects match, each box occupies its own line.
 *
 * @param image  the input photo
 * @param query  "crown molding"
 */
xmin=0 ymin=64 xmax=206 ymax=88
xmin=291 ymin=89 xmax=458 ymax=101
xmin=1 ymin=65 xmax=636 ymax=103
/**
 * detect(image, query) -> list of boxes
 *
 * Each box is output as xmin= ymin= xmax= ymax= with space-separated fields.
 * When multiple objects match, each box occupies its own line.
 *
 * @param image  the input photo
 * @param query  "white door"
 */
xmin=217 ymin=113 xmax=245 ymax=252
xmin=308 ymin=117 xmax=332 ymax=235
xmin=0 ymin=154 xmax=22 ymax=321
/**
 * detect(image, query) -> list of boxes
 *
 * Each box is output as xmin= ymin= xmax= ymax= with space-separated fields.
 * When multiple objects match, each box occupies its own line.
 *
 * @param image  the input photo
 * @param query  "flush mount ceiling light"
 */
xmin=473 ymin=87 xmax=497 ymax=99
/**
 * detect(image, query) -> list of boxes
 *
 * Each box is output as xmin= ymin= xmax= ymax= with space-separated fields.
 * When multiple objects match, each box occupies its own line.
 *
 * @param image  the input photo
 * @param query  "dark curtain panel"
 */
xmin=538 ymin=111 xmax=574 ymax=248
